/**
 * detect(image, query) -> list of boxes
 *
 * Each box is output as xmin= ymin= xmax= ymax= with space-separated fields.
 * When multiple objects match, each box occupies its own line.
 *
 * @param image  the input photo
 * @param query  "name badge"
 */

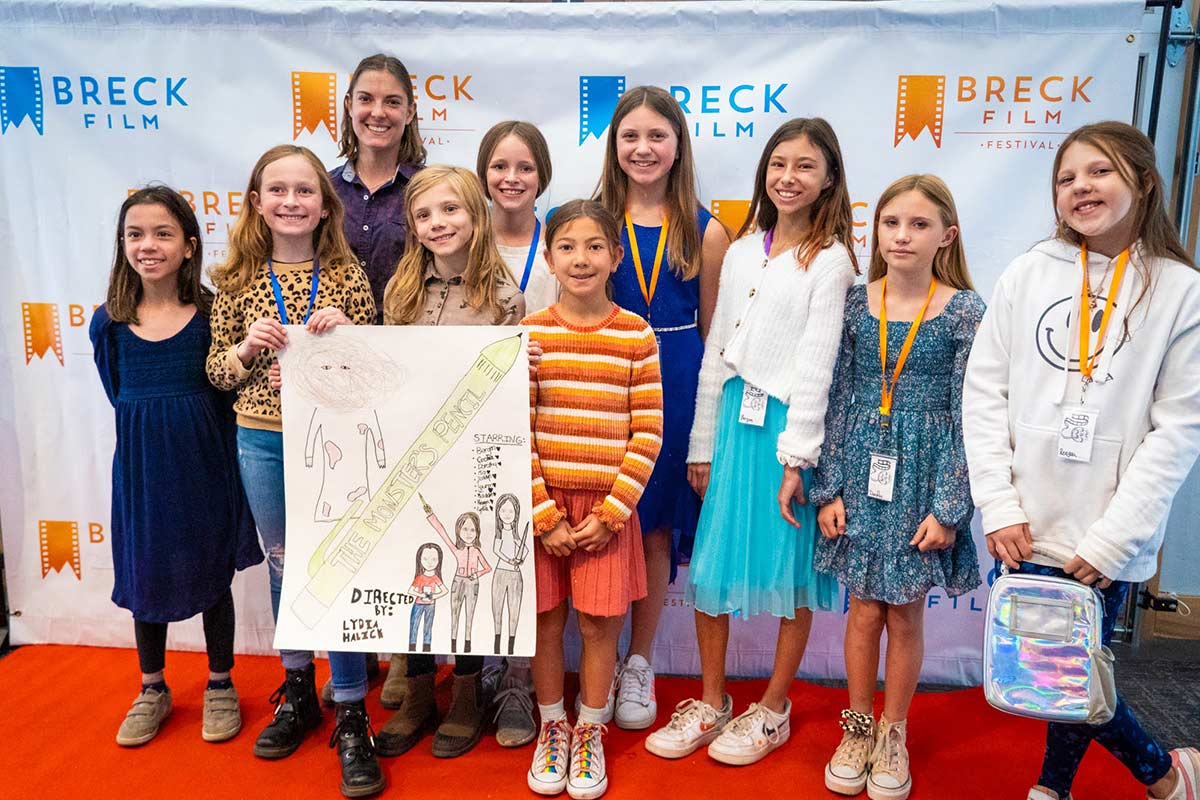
xmin=868 ymin=450 xmax=898 ymax=502
xmin=738 ymin=383 xmax=767 ymax=427
xmin=1058 ymin=406 xmax=1099 ymax=463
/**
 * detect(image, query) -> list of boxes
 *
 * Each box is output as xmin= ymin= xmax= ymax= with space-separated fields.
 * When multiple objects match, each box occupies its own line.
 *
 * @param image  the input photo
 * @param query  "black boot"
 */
xmin=464 ymin=639 xmax=471 ymax=654
xmin=494 ymin=634 xmax=502 ymax=653
xmin=422 ymin=642 xmax=431 ymax=653
xmin=450 ymin=637 xmax=457 ymax=653
xmin=330 ymin=701 xmax=385 ymax=798
xmin=254 ymin=663 xmax=322 ymax=759
xmin=507 ymin=635 xmax=516 ymax=655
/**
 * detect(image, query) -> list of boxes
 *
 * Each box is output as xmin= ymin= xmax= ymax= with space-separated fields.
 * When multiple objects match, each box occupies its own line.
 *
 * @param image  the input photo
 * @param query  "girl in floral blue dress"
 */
xmin=811 ymin=175 xmax=983 ymax=800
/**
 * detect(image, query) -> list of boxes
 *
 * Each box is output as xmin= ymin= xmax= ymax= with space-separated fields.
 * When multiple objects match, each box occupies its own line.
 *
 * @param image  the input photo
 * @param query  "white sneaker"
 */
xmin=567 ymin=722 xmax=608 ymax=799
xmin=825 ymin=709 xmax=875 ymax=795
xmin=867 ymin=716 xmax=911 ymax=800
xmin=615 ymin=654 xmax=657 ymax=730
xmin=707 ymin=700 xmax=790 ymax=766
xmin=644 ymin=696 xmax=732 ymax=759
xmin=528 ymin=718 xmax=572 ymax=796
xmin=573 ymin=673 xmax=615 ymax=724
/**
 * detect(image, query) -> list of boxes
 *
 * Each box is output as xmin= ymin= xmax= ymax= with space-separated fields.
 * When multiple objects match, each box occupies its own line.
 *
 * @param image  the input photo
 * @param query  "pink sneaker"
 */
xmin=1156 ymin=748 xmax=1200 ymax=800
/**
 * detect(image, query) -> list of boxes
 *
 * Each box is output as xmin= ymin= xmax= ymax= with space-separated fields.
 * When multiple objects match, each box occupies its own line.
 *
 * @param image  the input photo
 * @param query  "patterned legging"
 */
xmin=1017 ymin=563 xmax=1173 ymax=795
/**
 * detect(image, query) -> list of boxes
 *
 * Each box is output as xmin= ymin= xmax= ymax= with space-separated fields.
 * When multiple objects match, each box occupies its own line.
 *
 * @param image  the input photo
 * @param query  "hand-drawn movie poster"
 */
xmin=273 ymin=326 xmax=536 ymax=658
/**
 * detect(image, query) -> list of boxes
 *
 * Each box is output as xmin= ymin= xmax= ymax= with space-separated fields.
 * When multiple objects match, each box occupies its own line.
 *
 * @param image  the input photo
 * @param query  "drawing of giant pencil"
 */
xmin=291 ymin=334 xmax=523 ymax=628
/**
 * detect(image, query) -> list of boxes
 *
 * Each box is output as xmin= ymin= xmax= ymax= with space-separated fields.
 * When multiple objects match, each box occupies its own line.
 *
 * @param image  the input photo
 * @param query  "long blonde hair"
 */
xmin=593 ymin=86 xmax=706 ymax=280
xmin=867 ymin=174 xmax=974 ymax=290
xmin=211 ymin=145 xmax=356 ymax=294
xmin=383 ymin=165 xmax=516 ymax=324
xmin=738 ymin=118 xmax=859 ymax=273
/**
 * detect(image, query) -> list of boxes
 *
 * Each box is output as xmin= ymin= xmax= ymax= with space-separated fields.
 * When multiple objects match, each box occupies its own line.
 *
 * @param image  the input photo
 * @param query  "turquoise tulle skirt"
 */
xmin=687 ymin=378 xmax=838 ymax=619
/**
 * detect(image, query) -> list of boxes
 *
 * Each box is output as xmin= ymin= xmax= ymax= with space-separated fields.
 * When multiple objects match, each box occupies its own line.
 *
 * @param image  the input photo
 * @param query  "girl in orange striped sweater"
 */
xmin=522 ymin=200 xmax=663 ymax=800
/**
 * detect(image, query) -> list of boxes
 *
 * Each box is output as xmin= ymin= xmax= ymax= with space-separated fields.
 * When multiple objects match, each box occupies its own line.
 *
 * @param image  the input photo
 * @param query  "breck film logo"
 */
xmin=21 ymin=302 xmax=96 ymax=365
xmin=893 ymin=72 xmax=1095 ymax=151
xmin=22 ymin=302 xmax=63 ymax=365
xmin=292 ymin=71 xmax=339 ymax=140
xmin=291 ymin=70 xmax=477 ymax=146
xmin=580 ymin=75 xmax=788 ymax=145
xmin=0 ymin=65 xmax=186 ymax=135
xmin=0 ymin=66 xmax=44 ymax=134
xmin=894 ymin=75 xmax=946 ymax=147
xmin=39 ymin=520 xmax=81 ymax=580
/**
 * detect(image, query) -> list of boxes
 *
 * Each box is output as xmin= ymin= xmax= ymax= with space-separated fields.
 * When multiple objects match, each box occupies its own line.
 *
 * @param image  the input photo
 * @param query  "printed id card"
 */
xmin=739 ymin=383 xmax=767 ymax=427
xmin=1057 ymin=406 xmax=1099 ymax=463
xmin=868 ymin=450 xmax=898 ymax=502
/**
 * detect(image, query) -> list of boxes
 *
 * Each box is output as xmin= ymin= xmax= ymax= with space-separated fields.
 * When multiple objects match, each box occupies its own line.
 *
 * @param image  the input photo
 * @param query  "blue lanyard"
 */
xmin=518 ymin=218 xmax=541 ymax=293
xmin=267 ymin=256 xmax=320 ymax=325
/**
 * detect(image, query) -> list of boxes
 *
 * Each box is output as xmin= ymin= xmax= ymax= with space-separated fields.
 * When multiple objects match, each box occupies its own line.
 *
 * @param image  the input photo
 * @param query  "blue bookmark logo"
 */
xmin=0 ymin=66 xmax=45 ymax=135
xmin=578 ymin=75 xmax=625 ymax=145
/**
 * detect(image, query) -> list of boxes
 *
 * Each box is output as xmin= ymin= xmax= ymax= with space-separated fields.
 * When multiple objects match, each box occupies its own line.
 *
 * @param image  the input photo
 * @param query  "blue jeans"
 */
xmin=409 ymin=603 xmax=435 ymax=649
xmin=236 ymin=427 xmax=367 ymax=702
xmin=1016 ymin=563 xmax=1173 ymax=794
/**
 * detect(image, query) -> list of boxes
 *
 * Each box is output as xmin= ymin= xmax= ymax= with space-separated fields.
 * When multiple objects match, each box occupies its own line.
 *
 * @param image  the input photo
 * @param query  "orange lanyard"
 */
xmin=879 ymin=276 xmax=937 ymax=418
xmin=1078 ymin=244 xmax=1129 ymax=383
xmin=625 ymin=212 xmax=669 ymax=309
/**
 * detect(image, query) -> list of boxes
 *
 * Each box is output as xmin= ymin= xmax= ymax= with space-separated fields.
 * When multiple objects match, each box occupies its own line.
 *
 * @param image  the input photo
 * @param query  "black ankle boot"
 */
xmin=451 ymin=638 xmax=457 ymax=653
xmin=464 ymin=639 xmax=471 ymax=653
xmin=330 ymin=701 xmax=385 ymax=798
xmin=507 ymin=635 xmax=516 ymax=655
xmin=422 ymin=642 xmax=431 ymax=653
xmin=494 ymin=634 xmax=501 ymax=653
xmin=254 ymin=663 xmax=322 ymax=759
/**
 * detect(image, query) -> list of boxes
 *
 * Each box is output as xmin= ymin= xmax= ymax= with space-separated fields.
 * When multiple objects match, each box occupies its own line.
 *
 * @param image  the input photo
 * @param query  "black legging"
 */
xmin=133 ymin=589 xmax=236 ymax=675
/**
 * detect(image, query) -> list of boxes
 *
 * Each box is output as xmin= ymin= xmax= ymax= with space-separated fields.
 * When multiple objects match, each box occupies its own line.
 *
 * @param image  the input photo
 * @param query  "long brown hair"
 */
xmin=867 ymin=174 xmax=974 ymax=290
xmin=338 ymin=54 xmax=426 ymax=169
xmin=211 ymin=145 xmax=357 ymax=294
xmin=383 ymin=165 xmax=516 ymax=325
xmin=593 ymin=86 xmax=705 ymax=280
xmin=106 ymin=185 xmax=212 ymax=323
xmin=475 ymin=120 xmax=553 ymax=197
xmin=1052 ymin=121 xmax=1196 ymax=327
xmin=738 ymin=118 xmax=859 ymax=273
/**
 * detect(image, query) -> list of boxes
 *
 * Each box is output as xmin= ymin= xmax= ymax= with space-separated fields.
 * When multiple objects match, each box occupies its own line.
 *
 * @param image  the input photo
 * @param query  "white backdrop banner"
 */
xmin=0 ymin=0 xmax=1142 ymax=684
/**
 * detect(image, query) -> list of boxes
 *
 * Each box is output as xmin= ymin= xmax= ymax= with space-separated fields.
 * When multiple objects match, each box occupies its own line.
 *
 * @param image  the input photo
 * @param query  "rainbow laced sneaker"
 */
xmin=567 ymin=721 xmax=609 ymax=799
xmin=527 ymin=718 xmax=572 ymax=796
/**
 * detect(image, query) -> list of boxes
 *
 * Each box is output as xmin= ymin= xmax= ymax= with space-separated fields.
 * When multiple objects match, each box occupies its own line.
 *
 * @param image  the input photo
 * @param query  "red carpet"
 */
xmin=0 ymin=645 xmax=1144 ymax=799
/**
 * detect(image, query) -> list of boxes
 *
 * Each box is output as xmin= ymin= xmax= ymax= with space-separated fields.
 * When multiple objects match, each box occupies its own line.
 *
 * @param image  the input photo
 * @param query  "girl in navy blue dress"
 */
xmin=90 ymin=186 xmax=262 ymax=748
xmin=593 ymin=86 xmax=730 ymax=730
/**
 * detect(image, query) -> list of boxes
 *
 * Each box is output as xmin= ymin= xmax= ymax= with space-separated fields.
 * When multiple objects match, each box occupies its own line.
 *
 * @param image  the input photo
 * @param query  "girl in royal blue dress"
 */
xmin=90 ymin=186 xmax=262 ymax=748
xmin=593 ymin=85 xmax=730 ymax=730
xmin=811 ymin=175 xmax=983 ymax=800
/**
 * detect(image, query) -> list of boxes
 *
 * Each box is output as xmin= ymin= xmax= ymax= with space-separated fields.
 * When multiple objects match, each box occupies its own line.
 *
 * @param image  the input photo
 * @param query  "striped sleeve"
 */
xmin=594 ymin=324 xmax=663 ymax=530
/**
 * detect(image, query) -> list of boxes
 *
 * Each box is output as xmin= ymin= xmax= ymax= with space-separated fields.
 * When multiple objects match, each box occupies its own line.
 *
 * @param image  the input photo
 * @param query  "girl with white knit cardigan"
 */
xmin=644 ymin=118 xmax=858 ymax=767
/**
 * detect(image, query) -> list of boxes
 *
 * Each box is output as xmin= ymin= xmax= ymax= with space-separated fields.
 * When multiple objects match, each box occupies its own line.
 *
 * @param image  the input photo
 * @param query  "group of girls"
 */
xmin=91 ymin=48 xmax=1200 ymax=800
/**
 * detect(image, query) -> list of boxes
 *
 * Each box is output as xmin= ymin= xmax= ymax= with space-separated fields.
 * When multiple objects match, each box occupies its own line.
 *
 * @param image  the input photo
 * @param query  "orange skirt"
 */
xmin=534 ymin=487 xmax=647 ymax=618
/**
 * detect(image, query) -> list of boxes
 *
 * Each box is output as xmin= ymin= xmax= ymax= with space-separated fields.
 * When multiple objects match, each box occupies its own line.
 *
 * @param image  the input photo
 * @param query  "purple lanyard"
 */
xmin=763 ymin=228 xmax=774 ymax=256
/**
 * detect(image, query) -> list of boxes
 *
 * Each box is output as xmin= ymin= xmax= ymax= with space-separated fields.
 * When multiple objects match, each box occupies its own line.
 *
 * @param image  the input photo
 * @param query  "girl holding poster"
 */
xmin=646 ymin=118 xmax=856 ymax=767
xmin=206 ymin=145 xmax=381 ymax=798
xmin=964 ymin=121 xmax=1200 ymax=800
xmin=374 ymin=164 xmax=525 ymax=761
xmin=593 ymin=86 xmax=730 ymax=731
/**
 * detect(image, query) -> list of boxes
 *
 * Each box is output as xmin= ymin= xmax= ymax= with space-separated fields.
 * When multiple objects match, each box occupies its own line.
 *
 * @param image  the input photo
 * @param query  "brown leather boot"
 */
xmin=379 ymin=654 xmax=408 ymax=710
xmin=375 ymin=671 xmax=436 ymax=757
xmin=431 ymin=672 xmax=485 ymax=759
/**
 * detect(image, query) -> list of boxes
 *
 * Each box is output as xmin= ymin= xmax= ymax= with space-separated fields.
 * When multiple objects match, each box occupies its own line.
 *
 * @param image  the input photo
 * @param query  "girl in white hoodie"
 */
xmin=963 ymin=121 xmax=1200 ymax=800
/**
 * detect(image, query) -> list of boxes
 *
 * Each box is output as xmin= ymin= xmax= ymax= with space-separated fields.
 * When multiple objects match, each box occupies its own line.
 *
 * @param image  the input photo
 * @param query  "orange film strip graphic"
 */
xmin=710 ymin=200 xmax=752 ymax=236
xmin=292 ymin=71 xmax=338 ymax=140
xmin=22 ymin=302 xmax=63 ymax=364
xmin=39 ymin=520 xmax=81 ymax=580
xmin=894 ymin=75 xmax=946 ymax=148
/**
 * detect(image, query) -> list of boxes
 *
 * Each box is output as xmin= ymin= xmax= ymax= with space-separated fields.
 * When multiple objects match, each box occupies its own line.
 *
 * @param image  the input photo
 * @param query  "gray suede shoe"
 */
xmin=202 ymin=685 xmax=242 ymax=742
xmin=116 ymin=686 xmax=172 ymax=747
